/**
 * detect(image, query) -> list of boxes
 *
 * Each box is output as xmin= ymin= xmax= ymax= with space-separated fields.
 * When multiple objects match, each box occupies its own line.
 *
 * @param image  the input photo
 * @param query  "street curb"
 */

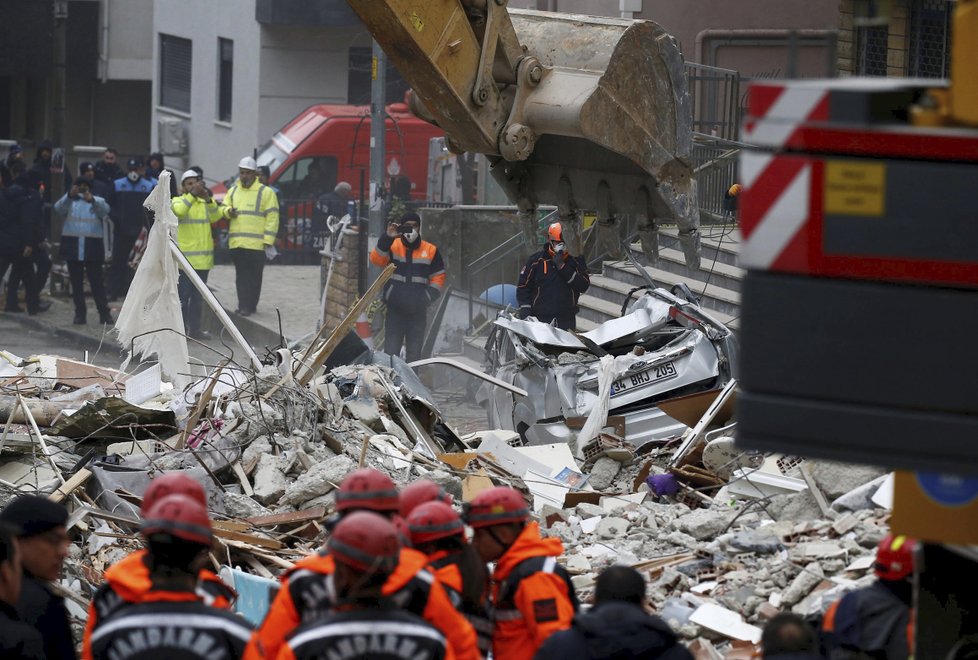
xmin=0 ymin=310 xmax=124 ymax=355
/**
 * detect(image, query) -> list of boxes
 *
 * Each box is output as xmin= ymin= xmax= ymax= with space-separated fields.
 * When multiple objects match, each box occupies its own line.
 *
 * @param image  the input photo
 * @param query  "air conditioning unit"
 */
xmin=158 ymin=117 xmax=188 ymax=156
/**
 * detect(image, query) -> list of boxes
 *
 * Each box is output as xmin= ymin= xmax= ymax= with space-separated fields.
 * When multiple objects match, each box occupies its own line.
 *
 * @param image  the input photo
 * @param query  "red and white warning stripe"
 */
xmin=743 ymin=84 xmax=829 ymax=148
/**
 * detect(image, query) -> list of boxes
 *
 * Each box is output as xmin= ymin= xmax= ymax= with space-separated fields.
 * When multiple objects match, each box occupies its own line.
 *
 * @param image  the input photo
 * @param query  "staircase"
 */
xmin=578 ymin=225 xmax=743 ymax=331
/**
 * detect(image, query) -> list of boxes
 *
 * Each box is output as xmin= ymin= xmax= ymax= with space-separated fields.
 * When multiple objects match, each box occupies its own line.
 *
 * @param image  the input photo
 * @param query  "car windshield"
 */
xmin=256 ymin=140 xmax=290 ymax=174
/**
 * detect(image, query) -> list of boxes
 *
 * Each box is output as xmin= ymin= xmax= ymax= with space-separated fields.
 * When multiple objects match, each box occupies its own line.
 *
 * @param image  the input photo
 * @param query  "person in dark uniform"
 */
xmin=0 ymin=495 xmax=76 ymax=659
xmin=0 ymin=523 xmax=44 ymax=659
xmin=109 ymin=157 xmax=154 ymax=301
xmin=276 ymin=511 xmax=447 ymax=660
xmin=89 ymin=493 xmax=252 ymax=660
xmin=516 ymin=222 xmax=590 ymax=330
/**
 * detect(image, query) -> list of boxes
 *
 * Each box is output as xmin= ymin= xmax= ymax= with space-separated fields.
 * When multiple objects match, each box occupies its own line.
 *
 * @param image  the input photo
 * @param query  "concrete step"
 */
xmin=600 ymin=262 xmax=741 ymax=319
xmin=656 ymin=226 xmax=742 ymax=268
xmin=653 ymin=246 xmax=744 ymax=294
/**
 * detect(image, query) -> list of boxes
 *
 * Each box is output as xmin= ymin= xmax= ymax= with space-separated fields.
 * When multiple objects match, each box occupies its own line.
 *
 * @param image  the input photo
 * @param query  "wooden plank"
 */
xmin=231 ymin=461 xmax=254 ymax=497
xmin=49 ymin=468 xmax=93 ymax=503
xmin=212 ymin=520 xmax=253 ymax=533
xmin=242 ymin=554 xmax=276 ymax=579
xmin=214 ymin=528 xmax=284 ymax=551
xmin=245 ymin=507 xmax=327 ymax=527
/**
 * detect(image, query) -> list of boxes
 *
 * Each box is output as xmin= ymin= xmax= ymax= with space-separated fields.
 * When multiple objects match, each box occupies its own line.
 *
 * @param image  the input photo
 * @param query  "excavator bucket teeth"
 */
xmin=345 ymin=2 xmax=699 ymax=263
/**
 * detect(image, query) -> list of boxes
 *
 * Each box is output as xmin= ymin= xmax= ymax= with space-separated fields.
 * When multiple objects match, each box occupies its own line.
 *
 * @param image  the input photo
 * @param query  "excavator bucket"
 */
xmin=345 ymin=2 xmax=699 ymax=265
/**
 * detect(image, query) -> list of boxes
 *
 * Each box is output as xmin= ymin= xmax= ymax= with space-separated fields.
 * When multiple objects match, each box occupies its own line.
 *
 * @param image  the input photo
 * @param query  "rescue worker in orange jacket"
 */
xmin=408 ymin=501 xmax=493 ymax=656
xmin=369 ymin=211 xmax=446 ymax=362
xmin=82 ymin=473 xmax=236 ymax=660
xmin=277 ymin=512 xmax=447 ymax=660
xmin=821 ymin=533 xmax=917 ymax=659
xmin=464 ymin=486 xmax=578 ymax=660
xmin=89 ymin=494 xmax=252 ymax=659
xmin=247 ymin=469 xmax=479 ymax=660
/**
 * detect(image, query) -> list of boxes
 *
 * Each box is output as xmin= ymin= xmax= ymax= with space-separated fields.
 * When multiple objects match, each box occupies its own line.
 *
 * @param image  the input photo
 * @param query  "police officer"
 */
xmin=821 ymin=534 xmax=917 ymax=659
xmin=0 ymin=523 xmax=44 ymax=659
xmin=369 ymin=211 xmax=447 ymax=362
xmin=173 ymin=170 xmax=221 ymax=339
xmin=89 ymin=494 xmax=251 ymax=659
xmin=277 ymin=512 xmax=447 ymax=660
xmin=0 ymin=495 xmax=75 ymax=659
xmin=109 ymin=157 xmax=155 ymax=301
xmin=464 ymin=486 xmax=578 ymax=660
xmin=248 ymin=469 xmax=479 ymax=660
xmin=220 ymin=156 xmax=280 ymax=316
xmin=516 ymin=222 xmax=590 ymax=330
xmin=83 ymin=473 xmax=236 ymax=660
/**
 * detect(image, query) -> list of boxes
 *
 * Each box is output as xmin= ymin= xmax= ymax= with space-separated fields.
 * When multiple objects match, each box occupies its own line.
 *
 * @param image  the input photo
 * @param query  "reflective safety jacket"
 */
xmin=821 ymin=581 xmax=913 ymax=660
xmin=221 ymin=179 xmax=279 ymax=250
xmin=55 ymin=193 xmax=110 ymax=262
xmin=370 ymin=236 xmax=447 ymax=314
xmin=278 ymin=605 xmax=447 ymax=660
xmin=89 ymin=588 xmax=252 ymax=660
xmin=427 ymin=550 xmax=492 ymax=657
xmin=247 ymin=548 xmax=478 ymax=660
xmin=516 ymin=250 xmax=590 ymax=324
xmin=83 ymin=549 xmax=237 ymax=660
xmin=172 ymin=192 xmax=220 ymax=270
xmin=490 ymin=522 xmax=577 ymax=660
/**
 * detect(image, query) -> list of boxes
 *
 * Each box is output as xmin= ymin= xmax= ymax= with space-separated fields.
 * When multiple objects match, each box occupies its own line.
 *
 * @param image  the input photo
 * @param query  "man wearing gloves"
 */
xmin=516 ymin=222 xmax=590 ymax=330
xmin=173 ymin=170 xmax=221 ymax=339
xmin=220 ymin=156 xmax=279 ymax=316
xmin=369 ymin=211 xmax=446 ymax=362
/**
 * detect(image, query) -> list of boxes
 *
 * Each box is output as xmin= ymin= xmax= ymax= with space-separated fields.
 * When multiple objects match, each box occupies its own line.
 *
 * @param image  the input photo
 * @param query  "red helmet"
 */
xmin=142 ymin=473 xmax=207 ymax=515
xmin=463 ymin=486 xmax=529 ymax=528
xmin=329 ymin=511 xmax=400 ymax=574
xmin=874 ymin=533 xmax=918 ymax=581
xmin=399 ymin=480 xmax=453 ymax=518
xmin=407 ymin=501 xmax=464 ymax=546
xmin=392 ymin=515 xmax=412 ymax=547
xmin=141 ymin=494 xmax=213 ymax=546
xmin=547 ymin=222 xmax=563 ymax=243
xmin=335 ymin=468 xmax=400 ymax=514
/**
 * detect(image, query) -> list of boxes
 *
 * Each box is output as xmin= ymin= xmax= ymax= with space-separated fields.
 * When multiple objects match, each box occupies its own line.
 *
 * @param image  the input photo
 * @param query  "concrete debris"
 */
xmin=781 ymin=562 xmax=825 ymax=606
xmin=677 ymin=508 xmax=732 ymax=541
xmin=808 ymin=460 xmax=889 ymax=500
xmin=587 ymin=456 xmax=621 ymax=491
xmin=252 ymin=454 xmax=289 ymax=505
xmin=280 ymin=455 xmax=355 ymax=507
xmin=596 ymin=516 xmax=631 ymax=539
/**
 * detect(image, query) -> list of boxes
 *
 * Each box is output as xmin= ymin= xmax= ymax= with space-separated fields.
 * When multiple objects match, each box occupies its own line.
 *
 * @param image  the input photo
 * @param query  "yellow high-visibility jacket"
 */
xmin=171 ymin=192 xmax=221 ymax=270
xmin=220 ymin=179 xmax=279 ymax=250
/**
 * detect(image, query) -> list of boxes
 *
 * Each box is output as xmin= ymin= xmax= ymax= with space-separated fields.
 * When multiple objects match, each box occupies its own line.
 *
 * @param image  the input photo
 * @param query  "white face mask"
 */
xmin=127 ymin=171 xmax=140 ymax=183
xmin=403 ymin=229 xmax=419 ymax=243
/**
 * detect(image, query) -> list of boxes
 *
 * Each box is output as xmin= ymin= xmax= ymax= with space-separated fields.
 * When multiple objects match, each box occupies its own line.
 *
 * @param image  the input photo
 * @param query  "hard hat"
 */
xmin=407 ymin=501 xmax=464 ymax=546
xmin=141 ymin=493 xmax=213 ymax=545
xmin=329 ymin=511 xmax=400 ymax=574
xmin=392 ymin=515 xmax=412 ymax=547
xmin=142 ymin=473 xmax=207 ymax=515
xmin=181 ymin=169 xmax=200 ymax=183
xmin=874 ymin=534 xmax=918 ymax=581
xmin=463 ymin=486 xmax=529 ymax=529
xmin=335 ymin=468 xmax=400 ymax=514
xmin=547 ymin=222 xmax=563 ymax=243
xmin=238 ymin=156 xmax=258 ymax=171
xmin=399 ymin=480 xmax=452 ymax=518
xmin=728 ymin=183 xmax=742 ymax=196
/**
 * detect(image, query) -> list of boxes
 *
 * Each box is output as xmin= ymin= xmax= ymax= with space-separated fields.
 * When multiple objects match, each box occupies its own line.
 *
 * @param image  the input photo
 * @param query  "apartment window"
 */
xmin=160 ymin=34 xmax=192 ymax=112
xmin=856 ymin=25 xmax=888 ymax=76
xmin=218 ymin=38 xmax=234 ymax=122
xmin=908 ymin=0 xmax=953 ymax=77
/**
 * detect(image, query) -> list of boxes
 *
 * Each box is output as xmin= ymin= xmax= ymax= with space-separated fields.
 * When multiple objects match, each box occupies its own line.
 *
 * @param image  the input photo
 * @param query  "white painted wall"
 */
xmin=106 ymin=0 xmax=154 ymax=80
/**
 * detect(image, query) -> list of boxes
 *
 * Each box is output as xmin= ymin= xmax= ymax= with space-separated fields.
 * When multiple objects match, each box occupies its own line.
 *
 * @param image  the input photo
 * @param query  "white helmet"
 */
xmin=180 ymin=169 xmax=199 ymax=183
xmin=238 ymin=156 xmax=257 ymax=171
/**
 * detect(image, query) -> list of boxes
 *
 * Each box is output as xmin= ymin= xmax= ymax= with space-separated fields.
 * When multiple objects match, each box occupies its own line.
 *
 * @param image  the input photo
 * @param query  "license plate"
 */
xmin=610 ymin=361 xmax=678 ymax=397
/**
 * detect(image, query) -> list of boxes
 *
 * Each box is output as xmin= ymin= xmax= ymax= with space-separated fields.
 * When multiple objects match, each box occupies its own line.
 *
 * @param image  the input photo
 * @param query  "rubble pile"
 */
xmin=0 ymin=334 xmax=895 ymax=656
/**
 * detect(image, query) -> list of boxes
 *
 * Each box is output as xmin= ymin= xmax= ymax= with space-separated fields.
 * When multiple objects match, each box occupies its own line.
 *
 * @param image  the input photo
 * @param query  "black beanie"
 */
xmin=0 ymin=495 xmax=68 ymax=538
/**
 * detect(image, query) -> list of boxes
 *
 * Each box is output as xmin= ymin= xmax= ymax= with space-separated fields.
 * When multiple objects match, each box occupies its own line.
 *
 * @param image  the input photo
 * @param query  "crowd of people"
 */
xmin=0 ymin=467 xmax=920 ymax=660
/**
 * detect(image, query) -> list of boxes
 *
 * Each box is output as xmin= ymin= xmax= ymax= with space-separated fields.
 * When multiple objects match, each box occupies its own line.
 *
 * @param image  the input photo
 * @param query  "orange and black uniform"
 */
xmin=427 ymin=550 xmax=492 ymax=657
xmin=821 ymin=581 xmax=913 ymax=659
xmin=490 ymin=522 xmax=577 ymax=660
xmin=83 ymin=549 xmax=236 ymax=660
xmin=516 ymin=249 xmax=589 ymax=330
xmin=370 ymin=234 xmax=446 ymax=362
xmin=247 ymin=548 xmax=479 ymax=660
xmin=88 ymin=588 xmax=251 ymax=660
xmin=277 ymin=605 xmax=447 ymax=660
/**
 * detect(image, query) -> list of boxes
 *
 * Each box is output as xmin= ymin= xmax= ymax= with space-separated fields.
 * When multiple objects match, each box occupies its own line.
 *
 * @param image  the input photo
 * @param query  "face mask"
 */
xmin=127 ymin=171 xmax=140 ymax=183
xmin=403 ymin=229 xmax=419 ymax=243
xmin=551 ymin=241 xmax=566 ymax=254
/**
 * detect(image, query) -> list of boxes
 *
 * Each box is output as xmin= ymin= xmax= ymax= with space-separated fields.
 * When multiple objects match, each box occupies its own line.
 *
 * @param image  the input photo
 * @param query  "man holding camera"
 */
xmin=172 ymin=170 xmax=221 ymax=339
xmin=54 ymin=177 xmax=112 ymax=325
xmin=516 ymin=222 xmax=590 ymax=331
xmin=369 ymin=211 xmax=446 ymax=362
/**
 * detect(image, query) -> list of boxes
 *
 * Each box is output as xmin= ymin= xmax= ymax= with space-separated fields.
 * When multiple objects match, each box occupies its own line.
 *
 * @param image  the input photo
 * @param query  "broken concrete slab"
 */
xmin=596 ymin=516 xmax=630 ymax=539
xmin=225 ymin=492 xmax=273 ymax=519
xmin=252 ymin=454 xmax=288 ymax=505
xmin=587 ymin=456 xmax=621 ymax=491
xmin=280 ymin=455 xmax=355 ymax=507
xmin=781 ymin=562 xmax=825 ymax=606
xmin=809 ymin=460 xmax=888 ymax=500
xmin=676 ymin=508 xmax=732 ymax=541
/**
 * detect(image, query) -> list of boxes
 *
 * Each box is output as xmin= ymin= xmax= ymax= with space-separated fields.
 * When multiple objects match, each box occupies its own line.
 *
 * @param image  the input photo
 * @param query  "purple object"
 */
xmin=646 ymin=473 xmax=679 ymax=496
